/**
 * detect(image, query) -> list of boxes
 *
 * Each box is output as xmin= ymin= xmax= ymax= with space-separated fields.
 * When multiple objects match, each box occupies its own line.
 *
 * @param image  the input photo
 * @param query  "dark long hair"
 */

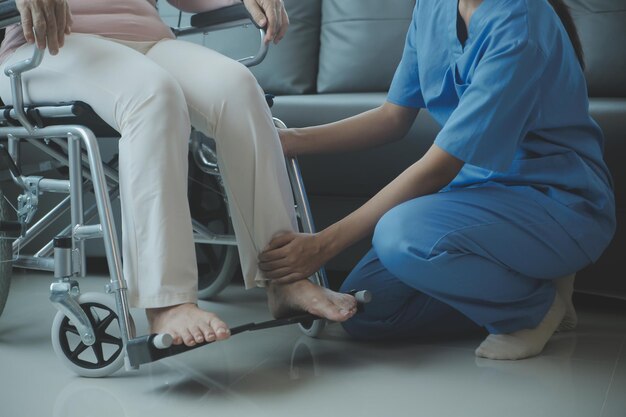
xmin=547 ymin=0 xmax=585 ymax=69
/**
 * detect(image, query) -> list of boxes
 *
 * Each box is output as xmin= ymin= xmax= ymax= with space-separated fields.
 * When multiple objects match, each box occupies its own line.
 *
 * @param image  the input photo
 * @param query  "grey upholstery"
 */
xmin=569 ymin=0 xmax=626 ymax=97
xmin=317 ymin=0 xmax=415 ymax=93
xmin=273 ymin=94 xmax=436 ymax=197
xmin=568 ymin=0 xmax=626 ymax=297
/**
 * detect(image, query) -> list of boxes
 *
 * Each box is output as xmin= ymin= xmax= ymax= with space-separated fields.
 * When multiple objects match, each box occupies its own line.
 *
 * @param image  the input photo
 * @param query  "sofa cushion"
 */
xmin=272 ymin=93 xmax=438 ymax=198
xmin=317 ymin=0 xmax=415 ymax=94
xmin=201 ymin=0 xmax=321 ymax=95
xmin=567 ymin=0 xmax=626 ymax=97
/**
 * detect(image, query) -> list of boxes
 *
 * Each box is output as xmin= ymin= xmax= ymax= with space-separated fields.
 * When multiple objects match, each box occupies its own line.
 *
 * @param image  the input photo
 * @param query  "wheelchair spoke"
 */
xmin=98 ymin=332 xmax=122 ymax=347
xmin=91 ymin=342 xmax=105 ymax=364
xmin=61 ymin=323 xmax=80 ymax=335
xmin=70 ymin=342 xmax=89 ymax=360
xmin=95 ymin=312 xmax=116 ymax=332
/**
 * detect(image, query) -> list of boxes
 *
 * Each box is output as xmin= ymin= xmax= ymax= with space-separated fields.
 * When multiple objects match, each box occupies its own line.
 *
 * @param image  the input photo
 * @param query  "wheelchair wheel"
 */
xmin=188 ymin=134 xmax=240 ymax=299
xmin=51 ymin=292 xmax=134 ymax=378
xmin=0 ymin=191 xmax=12 ymax=318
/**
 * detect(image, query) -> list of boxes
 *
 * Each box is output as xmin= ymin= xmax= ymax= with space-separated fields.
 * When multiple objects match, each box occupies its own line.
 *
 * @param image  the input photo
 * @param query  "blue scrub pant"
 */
xmin=340 ymin=185 xmax=590 ymax=339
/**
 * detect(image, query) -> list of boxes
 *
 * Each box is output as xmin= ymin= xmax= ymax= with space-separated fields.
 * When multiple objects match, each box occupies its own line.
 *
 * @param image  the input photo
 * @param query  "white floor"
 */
xmin=1 ymin=271 xmax=625 ymax=417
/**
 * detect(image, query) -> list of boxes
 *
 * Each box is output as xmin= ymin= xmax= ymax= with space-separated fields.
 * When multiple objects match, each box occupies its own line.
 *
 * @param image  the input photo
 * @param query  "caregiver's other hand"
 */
xmin=16 ymin=0 xmax=72 ymax=55
xmin=242 ymin=0 xmax=289 ymax=44
xmin=259 ymin=232 xmax=331 ymax=284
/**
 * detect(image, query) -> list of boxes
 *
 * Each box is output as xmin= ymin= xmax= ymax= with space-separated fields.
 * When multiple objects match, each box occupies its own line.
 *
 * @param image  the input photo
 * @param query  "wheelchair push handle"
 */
xmin=0 ymin=0 xmax=45 ymax=133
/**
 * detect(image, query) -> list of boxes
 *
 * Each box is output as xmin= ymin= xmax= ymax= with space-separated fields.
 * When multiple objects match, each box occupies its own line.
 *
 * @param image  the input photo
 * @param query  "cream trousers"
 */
xmin=0 ymin=33 xmax=297 ymax=308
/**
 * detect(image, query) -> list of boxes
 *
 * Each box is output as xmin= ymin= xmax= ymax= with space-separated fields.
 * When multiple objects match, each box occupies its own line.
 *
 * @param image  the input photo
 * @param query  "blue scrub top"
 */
xmin=387 ymin=0 xmax=616 ymax=262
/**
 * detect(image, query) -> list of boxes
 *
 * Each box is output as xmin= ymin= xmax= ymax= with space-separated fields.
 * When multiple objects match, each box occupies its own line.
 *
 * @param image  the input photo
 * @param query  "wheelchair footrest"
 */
xmin=125 ymin=290 xmax=372 ymax=368
xmin=126 ymin=313 xmax=319 ymax=367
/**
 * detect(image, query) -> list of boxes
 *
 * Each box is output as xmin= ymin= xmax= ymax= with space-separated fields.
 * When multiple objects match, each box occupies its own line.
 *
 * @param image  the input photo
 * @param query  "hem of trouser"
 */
xmin=484 ymin=287 xmax=557 ymax=335
xmin=129 ymin=293 xmax=198 ymax=309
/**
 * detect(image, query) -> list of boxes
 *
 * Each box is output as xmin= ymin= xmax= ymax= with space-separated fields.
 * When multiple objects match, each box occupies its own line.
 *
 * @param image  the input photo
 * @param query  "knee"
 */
xmin=372 ymin=207 xmax=416 ymax=276
xmin=213 ymin=62 xmax=262 ymax=106
xmin=125 ymin=69 xmax=187 ymax=120
xmin=143 ymin=71 xmax=187 ymax=113
xmin=119 ymin=70 xmax=190 ymax=140
xmin=372 ymin=204 xmax=441 ymax=283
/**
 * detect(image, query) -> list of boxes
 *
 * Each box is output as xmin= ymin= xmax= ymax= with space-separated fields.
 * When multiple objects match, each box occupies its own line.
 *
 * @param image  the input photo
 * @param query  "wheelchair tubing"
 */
xmin=0 ymin=190 xmax=13 ymax=318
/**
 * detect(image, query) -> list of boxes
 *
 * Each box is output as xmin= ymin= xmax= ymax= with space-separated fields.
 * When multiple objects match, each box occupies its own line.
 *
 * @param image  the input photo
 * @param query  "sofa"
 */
xmin=195 ymin=0 xmax=626 ymax=298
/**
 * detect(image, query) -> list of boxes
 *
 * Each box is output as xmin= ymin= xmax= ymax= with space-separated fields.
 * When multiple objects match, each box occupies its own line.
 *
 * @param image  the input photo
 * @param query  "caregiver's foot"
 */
xmin=556 ymin=273 xmax=577 ymax=332
xmin=146 ymin=303 xmax=230 ymax=347
xmin=268 ymin=279 xmax=357 ymax=322
xmin=475 ymin=295 xmax=566 ymax=360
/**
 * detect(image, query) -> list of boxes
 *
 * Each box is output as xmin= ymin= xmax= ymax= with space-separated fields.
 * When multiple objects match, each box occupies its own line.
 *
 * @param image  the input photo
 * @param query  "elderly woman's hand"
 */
xmin=242 ymin=0 xmax=289 ymax=44
xmin=16 ymin=0 xmax=72 ymax=55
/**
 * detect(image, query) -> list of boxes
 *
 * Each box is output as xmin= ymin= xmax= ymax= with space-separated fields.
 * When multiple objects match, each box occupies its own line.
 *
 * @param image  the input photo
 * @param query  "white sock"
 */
xmin=475 ymin=295 xmax=566 ymax=360
xmin=555 ymin=274 xmax=577 ymax=332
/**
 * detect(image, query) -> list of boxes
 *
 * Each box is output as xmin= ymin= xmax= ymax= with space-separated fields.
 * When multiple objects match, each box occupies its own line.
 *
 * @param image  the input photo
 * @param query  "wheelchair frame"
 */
xmin=1 ymin=4 xmax=274 ymax=292
xmin=0 ymin=3 xmax=345 ymax=377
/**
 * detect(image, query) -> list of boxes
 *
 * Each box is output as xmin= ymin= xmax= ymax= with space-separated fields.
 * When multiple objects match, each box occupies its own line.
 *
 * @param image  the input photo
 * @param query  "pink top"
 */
xmin=0 ymin=0 xmax=240 ymax=63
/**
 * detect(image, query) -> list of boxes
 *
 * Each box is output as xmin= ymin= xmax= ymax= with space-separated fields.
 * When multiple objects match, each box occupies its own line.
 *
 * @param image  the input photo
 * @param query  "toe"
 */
xmin=328 ymin=290 xmax=357 ymax=311
xmin=191 ymin=326 xmax=205 ymax=344
xmin=171 ymin=333 xmax=184 ymax=346
xmin=181 ymin=329 xmax=197 ymax=347
xmin=209 ymin=316 xmax=230 ymax=341
xmin=199 ymin=323 xmax=216 ymax=343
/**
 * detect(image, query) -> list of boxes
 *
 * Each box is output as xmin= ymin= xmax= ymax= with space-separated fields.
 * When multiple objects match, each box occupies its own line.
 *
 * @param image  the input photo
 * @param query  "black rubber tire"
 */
xmin=0 ymin=191 xmax=12 ymax=318
xmin=188 ymin=140 xmax=241 ymax=300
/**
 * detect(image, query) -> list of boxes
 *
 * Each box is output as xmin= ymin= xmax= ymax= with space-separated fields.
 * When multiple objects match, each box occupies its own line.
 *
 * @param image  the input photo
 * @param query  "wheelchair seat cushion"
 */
xmin=0 ymin=101 xmax=120 ymax=137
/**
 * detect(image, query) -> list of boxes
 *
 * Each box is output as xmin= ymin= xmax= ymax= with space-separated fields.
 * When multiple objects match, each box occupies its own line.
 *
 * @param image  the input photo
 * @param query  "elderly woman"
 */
xmin=0 ymin=0 xmax=357 ymax=347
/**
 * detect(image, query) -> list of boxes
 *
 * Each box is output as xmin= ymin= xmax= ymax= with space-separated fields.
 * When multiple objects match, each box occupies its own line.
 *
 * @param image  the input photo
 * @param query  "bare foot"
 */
xmin=146 ymin=303 xmax=230 ymax=347
xmin=267 ymin=280 xmax=357 ymax=322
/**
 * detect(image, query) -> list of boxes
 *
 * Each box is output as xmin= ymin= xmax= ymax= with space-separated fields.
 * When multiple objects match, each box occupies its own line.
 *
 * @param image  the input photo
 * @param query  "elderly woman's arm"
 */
xmin=167 ymin=0 xmax=289 ymax=44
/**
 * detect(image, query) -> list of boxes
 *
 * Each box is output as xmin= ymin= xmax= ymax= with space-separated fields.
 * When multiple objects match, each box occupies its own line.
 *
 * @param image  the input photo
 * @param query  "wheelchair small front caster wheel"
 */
xmin=51 ymin=292 xmax=134 ymax=378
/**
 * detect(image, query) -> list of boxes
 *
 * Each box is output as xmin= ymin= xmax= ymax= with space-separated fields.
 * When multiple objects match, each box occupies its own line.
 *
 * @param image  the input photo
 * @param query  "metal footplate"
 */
xmin=126 ymin=290 xmax=372 ymax=368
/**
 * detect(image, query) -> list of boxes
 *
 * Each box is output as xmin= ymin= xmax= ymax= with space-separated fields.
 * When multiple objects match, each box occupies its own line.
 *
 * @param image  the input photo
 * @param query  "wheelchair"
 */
xmin=0 ymin=1 xmax=363 ymax=377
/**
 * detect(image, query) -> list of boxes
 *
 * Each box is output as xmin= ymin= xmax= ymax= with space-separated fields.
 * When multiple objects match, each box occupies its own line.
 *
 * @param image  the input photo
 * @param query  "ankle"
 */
xmin=146 ymin=303 xmax=196 ymax=319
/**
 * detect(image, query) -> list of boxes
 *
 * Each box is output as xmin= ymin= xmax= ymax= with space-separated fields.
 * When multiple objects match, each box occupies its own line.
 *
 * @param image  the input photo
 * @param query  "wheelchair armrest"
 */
xmin=175 ymin=3 xmax=268 ymax=68
xmin=0 ymin=1 xmax=20 ymax=29
xmin=189 ymin=3 xmax=261 ymax=31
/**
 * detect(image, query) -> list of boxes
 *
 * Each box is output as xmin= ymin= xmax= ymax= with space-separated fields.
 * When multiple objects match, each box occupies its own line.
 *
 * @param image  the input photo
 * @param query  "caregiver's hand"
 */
xmin=242 ymin=0 xmax=289 ymax=44
xmin=259 ymin=232 xmax=333 ymax=284
xmin=278 ymin=128 xmax=299 ymax=158
xmin=16 ymin=0 xmax=72 ymax=55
